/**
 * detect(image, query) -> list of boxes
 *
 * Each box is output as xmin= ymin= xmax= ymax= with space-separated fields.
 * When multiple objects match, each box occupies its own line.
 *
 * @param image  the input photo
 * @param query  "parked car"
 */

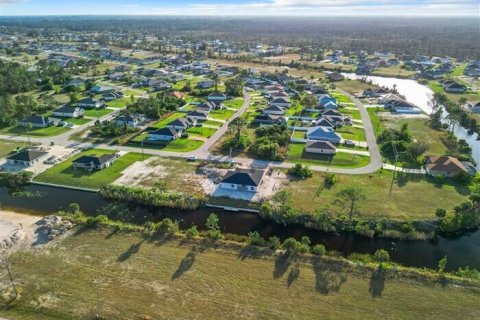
xmin=187 ymin=156 xmax=197 ymax=162
xmin=344 ymin=140 xmax=356 ymax=146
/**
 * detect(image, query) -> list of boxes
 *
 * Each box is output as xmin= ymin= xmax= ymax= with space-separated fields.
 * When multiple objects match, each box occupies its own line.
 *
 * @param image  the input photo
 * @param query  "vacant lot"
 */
xmin=1 ymin=228 xmax=479 ymax=320
xmin=0 ymin=125 xmax=70 ymax=137
xmin=34 ymin=149 xmax=148 ymax=189
xmin=284 ymin=170 xmax=470 ymax=220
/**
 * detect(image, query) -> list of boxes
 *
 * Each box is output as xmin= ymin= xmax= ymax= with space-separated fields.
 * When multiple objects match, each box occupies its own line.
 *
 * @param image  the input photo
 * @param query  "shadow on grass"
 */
xmin=117 ymin=240 xmax=145 ymax=262
xmin=313 ymin=260 xmax=347 ymax=294
xmin=369 ymin=267 xmax=386 ymax=297
xmin=273 ymin=252 xmax=294 ymax=279
xmin=172 ymin=246 xmax=198 ymax=280
xmin=287 ymin=263 xmax=301 ymax=287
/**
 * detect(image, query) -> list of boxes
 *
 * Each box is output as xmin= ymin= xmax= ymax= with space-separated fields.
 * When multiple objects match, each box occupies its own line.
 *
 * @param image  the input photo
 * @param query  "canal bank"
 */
xmin=1 ymin=184 xmax=479 ymax=271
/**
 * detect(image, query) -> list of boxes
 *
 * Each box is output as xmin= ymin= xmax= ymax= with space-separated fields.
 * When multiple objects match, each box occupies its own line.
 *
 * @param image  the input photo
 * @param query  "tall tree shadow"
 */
xmin=273 ymin=252 xmax=294 ymax=279
xmin=172 ymin=246 xmax=198 ymax=280
xmin=313 ymin=260 xmax=347 ymax=294
xmin=369 ymin=267 xmax=386 ymax=297
xmin=117 ymin=240 xmax=144 ymax=262
xmin=287 ymin=262 xmax=300 ymax=287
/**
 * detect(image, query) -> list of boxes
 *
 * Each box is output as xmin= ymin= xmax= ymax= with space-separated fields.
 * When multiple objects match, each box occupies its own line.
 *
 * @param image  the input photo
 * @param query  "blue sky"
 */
xmin=1 ymin=0 xmax=478 ymax=16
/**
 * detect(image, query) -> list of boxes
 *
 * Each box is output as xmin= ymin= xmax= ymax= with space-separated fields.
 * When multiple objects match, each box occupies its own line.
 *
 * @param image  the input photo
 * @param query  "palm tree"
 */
xmin=336 ymin=186 xmax=366 ymax=223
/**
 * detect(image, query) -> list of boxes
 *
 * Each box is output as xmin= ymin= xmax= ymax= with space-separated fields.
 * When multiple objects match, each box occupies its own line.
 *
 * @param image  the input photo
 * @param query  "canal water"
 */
xmin=342 ymin=73 xmax=480 ymax=170
xmin=1 ymin=184 xmax=479 ymax=271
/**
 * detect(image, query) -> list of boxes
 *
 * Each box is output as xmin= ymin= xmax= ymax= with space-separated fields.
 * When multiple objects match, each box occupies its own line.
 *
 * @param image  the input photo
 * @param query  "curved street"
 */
xmin=0 ymin=89 xmax=386 ymax=175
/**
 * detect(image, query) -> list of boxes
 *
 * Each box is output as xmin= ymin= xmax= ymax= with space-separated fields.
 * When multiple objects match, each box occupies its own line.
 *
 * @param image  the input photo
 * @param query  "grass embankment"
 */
xmin=1 ymin=228 xmax=479 ymax=320
xmin=34 ymin=149 xmax=148 ymax=189
xmin=285 ymin=170 xmax=470 ymax=220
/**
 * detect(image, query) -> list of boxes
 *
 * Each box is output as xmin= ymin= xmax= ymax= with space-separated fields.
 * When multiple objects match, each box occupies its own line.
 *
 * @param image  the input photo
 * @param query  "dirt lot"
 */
xmin=114 ymin=157 xmax=287 ymax=201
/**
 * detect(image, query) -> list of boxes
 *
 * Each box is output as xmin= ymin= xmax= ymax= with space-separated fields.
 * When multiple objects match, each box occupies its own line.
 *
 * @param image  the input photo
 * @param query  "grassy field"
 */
xmin=336 ymin=79 xmax=377 ymax=95
xmin=285 ymin=170 xmax=470 ymax=220
xmin=0 ymin=125 xmax=70 ymax=137
xmin=34 ymin=149 xmax=148 ymax=189
xmin=287 ymin=143 xmax=371 ymax=168
xmin=84 ymin=108 xmax=114 ymax=118
xmin=0 ymin=140 xmax=29 ymax=158
xmin=224 ymin=97 xmax=244 ymax=109
xmin=336 ymin=126 xmax=366 ymax=142
xmin=1 ymin=228 xmax=479 ymax=319
xmin=152 ymin=112 xmax=185 ymax=128
xmin=209 ymin=109 xmax=235 ymax=121
xmin=187 ymin=126 xmax=217 ymax=138
xmin=130 ymin=134 xmax=204 ymax=152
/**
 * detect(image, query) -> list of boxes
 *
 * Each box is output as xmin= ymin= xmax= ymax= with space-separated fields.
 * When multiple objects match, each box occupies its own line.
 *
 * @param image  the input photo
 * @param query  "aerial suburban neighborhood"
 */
xmin=0 ymin=5 xmax=479 ymax=320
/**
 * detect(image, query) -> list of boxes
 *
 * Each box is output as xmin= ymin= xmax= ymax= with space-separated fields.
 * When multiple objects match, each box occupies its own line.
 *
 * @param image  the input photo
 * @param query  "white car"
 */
xmin=187 ymin=156 xmax=197 ymax=162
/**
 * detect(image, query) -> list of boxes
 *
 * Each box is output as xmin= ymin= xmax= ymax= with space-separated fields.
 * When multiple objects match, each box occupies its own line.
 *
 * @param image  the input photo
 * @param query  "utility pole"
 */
xmin=389 ymin=138 xmax=399 ymax=196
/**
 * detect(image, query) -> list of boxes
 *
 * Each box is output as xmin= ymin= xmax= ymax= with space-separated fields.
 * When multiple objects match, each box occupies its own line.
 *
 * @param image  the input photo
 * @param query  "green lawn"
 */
xmin=209 ymin=109 xmax=235 ymax=121
xmin=203 ymin=120 xmax=224 ymax=127
xmin=0 ymin=125 xmax=70 ymax=137
xmin=130 ymin=135 xmax=204 ymax=153
xmin=106 ymin=98 xmax=131 ymax=109
xmin=223 ymin=97 xmax=244 ymax=109
xmin=34 ymin=149 xmax=148 ymax=189
xmin=2 ymin=228 xmax=478 ymax=319
xmin=367 ymin=107 xmax=386 ymax=136
xmin=187 ymin=126 xmax=216 ymax=138
xmin=336 ymin=126 xmax=366 ymax=142
xmin=331 ymin=92 xmax=353 ymax=104
xmin=0 ymin=139 xmax=29 ymax=158
xmin=287 ymin=143 xmax=370 ymax=168
xmin=285 ymin=170 xmax=470 ymax=220
xmin=84 ymin=108 xmax=114 ymax=118
xmin=341 ymin=108 xmax=361 ymax=120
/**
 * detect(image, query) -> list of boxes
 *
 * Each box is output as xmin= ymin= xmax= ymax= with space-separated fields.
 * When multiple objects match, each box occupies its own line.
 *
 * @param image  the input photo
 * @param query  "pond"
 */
xmin=342 ymin=73 xmax=480 ymax=170
xmin=1 ymin=184 xmax=479 ymax=272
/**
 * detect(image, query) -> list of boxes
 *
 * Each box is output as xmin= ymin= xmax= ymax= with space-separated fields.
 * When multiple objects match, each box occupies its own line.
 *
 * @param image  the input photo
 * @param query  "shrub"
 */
xmin=312 ymin=244 xmax=326 ymax=256
xmin=158 ymin=218 xmax=179 ymax=234
xmin=267 ymin=236 xmax=281 ymax=250
xmin=323 ymin=173 xmax=337 ymax=186
xmin=288 ymin=163 xmax=313 ymax=179
xmin=185 ymin=225 xmax=199 ymax=239
xmin=247 ymin=231 xmax=265 ymax=246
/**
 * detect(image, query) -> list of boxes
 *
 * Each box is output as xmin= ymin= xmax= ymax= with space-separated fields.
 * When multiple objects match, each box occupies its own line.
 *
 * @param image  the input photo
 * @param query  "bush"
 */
xmin=323 ymin=173 xmax=337 ymax=186
xmin=288 ymin=163 xmax=313 ymax=179
xmin=267 ymin=236 xmax=281 ymax=250
xmin=158 ymin=218 xmax=179 ymax=234
xmin=247 ymin=231 xmax=265 ymax=246
xmin=185 ymin=225 xmax=199 ymax=239
xmin=312 ymin=244 xmax=326 ymax=256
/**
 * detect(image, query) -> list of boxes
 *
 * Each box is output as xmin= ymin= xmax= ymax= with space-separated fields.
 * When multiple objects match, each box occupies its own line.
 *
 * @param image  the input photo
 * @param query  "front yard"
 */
xmin=286 ymin=143 xmax=370 ymax=168
xmin=0 ymin=125 xmax=71 ymax=137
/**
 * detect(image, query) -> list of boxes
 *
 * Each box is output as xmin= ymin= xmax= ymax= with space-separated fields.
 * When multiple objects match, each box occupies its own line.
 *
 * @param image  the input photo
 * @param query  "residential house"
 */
xmin=147 ymin=127 xmax=182 ymax=141
xmin=103 ymin=91 xmax=124 ymax=101
xmin=387 ymin=100 xmax=422 ymax=114
xmin=166 ymin=117 xmax=196 ymax=130
xmin=169 ymin=91 xmax=185 ymax=101
xmin=255 ymin=114 xmax=286 ymax=125
xmin=441 ymin=80 xmax=467 ymax=93
xmin=90 ymin=85 xmax=114 ymax=94
xmin=77 ymin=98 xmax=103 ymax=109
xmin=263 ymin=105 xmax=285 ymax=115
xmin=463 ymin=101 xmax=480 ymax=113
xmin=424 ymin=156 xmax=468 ymax=178
xmin=19 ymin=115 xmax=54 ymax=128
xmin=327 ymin=72 xmax=345 ymax=82
xmin=65 ymin=79 xmax=85 ymax=88
xmin=52 ymin=105 xmax=85 ymax=118
xmin=187 ymin=110 xmax=209 ymax=121
xmin=197 ymin=80 xmax=214 ymax=89
xmin=207 ymin=92 xmax=227 ymax=102
xmin=6 ymin=149 xmax=48 ymax=166
xmin=115 ymin=114 xmax=145 ymax=128
xmin=306 ymin=126 xmax=342 ymax=144
xmin=305 ymin=141 xmax=337 ymax=155
xmin=72 ymin=153 xmax=119 ymax=171
xmin=269 ymin=97 xmax=290 ymax=108
xmin=109 ymin=72 xmax=125 ymax=81
xmin=220 ymin=169 xmax=266 ymax=193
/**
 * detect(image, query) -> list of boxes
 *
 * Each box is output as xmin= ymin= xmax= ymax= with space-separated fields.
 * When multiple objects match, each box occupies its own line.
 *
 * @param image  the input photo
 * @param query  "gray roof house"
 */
xmin=52 ymin=105 xmax=85 ymax=118
xmin=220 ymin=169 xmax=266 ymax=193
xmin=72 ymin=153 xmax=119 ymax=171
xmin=166 ymin=117 xmax=196 ymax=130
xmin=306 ymin=126 xmax=342 ymax=144
xmin=305 ymin=140 xmax=337 ymax=155
xmin=19 ymin=115 xmax=54 ymax=128
xmin=147 ymin=127 xmax=182 ymax=141
xmin=6 ymin=149 xmax=48 ymax=166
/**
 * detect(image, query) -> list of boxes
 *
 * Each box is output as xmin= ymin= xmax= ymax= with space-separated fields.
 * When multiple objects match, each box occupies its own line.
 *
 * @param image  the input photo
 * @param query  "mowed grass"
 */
xmin=84 ymin=108 xmax=114 ymax=118
xmin=336 ymin=126 xmax=366 ymax=142
xmin=284 ymin=170 xmax=470 ymax=220
xmin=0 ymin=125 xmax=70 ymax=137
xmin=187 ymin=126 xmax=216 ymax=138
xmin=0 ymin=139 xmax=29 ymax=158
xmin=152 ymin=112 xmax=185 ymax=128
xmin=130 ymin=135 xmax=204 ymax=153
xmin=2 ymin=229 xmax=479 ymax=320
xmin=287 ymin=143 xmax=370 ymax=168
xmin=223 ymin=97 xmax=244 ymax=109
xmin=34 ymin=149 xmax=148 ymax=189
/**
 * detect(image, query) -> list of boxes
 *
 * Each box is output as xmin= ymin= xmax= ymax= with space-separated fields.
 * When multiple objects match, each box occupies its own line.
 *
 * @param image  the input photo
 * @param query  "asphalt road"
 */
xmin=0 ymin=89 xmax=388 ymax=175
